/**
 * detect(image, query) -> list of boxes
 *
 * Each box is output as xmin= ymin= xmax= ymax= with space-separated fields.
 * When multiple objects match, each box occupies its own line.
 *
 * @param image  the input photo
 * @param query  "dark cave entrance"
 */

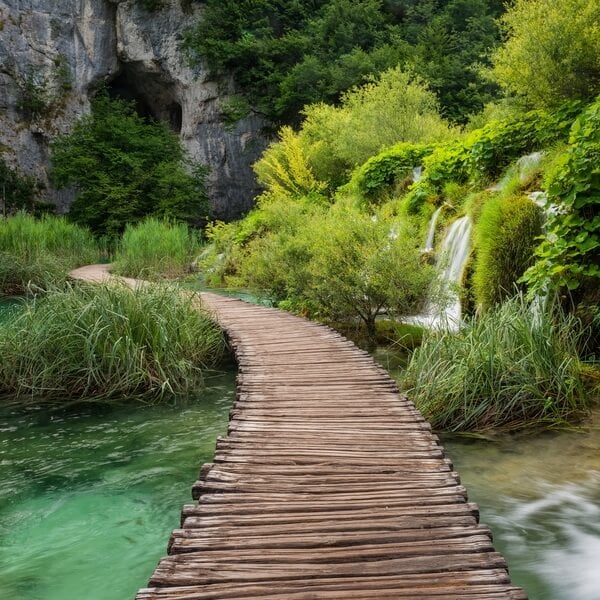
xmin=106 ymin=65 xmax=182 ymax=134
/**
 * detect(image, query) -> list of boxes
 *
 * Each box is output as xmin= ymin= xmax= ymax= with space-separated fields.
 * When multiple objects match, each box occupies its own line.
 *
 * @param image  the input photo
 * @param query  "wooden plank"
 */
xmin=69 ymin=269 xmax=524 ymax=598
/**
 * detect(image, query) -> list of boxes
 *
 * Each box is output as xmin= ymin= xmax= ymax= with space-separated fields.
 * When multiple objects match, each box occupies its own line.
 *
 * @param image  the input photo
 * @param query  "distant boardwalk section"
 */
xmin=70 ymin=266 xmax=525 ymax=599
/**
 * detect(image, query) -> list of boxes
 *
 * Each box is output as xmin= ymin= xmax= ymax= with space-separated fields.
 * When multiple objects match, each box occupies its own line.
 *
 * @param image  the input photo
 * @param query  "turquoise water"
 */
xmin=0 ymin=373 xmax=234 ymax=600
xmin=444 ymin=415 xmax=600 ymax=600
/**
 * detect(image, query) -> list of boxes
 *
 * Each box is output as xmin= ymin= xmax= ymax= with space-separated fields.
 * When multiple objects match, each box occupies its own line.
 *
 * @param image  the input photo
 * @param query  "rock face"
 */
xmin=0 ymin=0 xmax=269 ymax=219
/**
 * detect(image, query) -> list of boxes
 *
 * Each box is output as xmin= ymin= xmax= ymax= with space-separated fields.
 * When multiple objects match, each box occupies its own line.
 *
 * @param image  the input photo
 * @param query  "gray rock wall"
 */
xmin=0 ymin=0 xmax=269 ymax=219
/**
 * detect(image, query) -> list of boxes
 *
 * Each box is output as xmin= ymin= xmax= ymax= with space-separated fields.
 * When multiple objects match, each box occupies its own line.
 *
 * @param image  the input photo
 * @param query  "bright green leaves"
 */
xmin=522 ymin=98 xmax=600 ymax=294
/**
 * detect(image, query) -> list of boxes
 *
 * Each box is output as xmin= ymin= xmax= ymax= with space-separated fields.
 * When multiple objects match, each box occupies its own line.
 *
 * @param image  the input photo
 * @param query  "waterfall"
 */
xmin=408 ymin=216 xmax=472 ymax=330
xmin=412 ymin=165 xmax=422 ymax=182
xmin=423 ymin=206 xmax=442 ymax=252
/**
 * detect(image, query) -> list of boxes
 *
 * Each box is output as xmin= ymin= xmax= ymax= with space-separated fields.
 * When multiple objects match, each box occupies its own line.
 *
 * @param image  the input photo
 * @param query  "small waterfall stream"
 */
xmin=409 ymin=215 xmax=472 ymax=330
xmin=423 ymin=206 xmax=442 ymax=252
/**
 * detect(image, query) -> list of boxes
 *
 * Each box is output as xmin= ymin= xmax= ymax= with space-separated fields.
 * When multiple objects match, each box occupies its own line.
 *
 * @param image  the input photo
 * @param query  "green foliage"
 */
xmin=15 ymin=67 xmax=49 ymax=121
xmin=113 ymin=218 xmax=200 ymax=279
xmin=253 ymin=127 xmax=328 ymax=199
xmin=0 ymin=283 xmax=225 ymax=402
xmin=522 ymin=98 xmax=600 ymax=294
xmin=185 ymin=0 xmax=502 ymax=124
xmin=0 ymin=159 xmax=38 ymax=214
xmin=473 ymin=195 xmax=543 ymax=309
xmin=403 ymin=102 xmax=584 ymax=212
xmin=219 ymin=95 xmax=251 ymax=129
xmin=137 ymin=0 xmax=166 ymax=11
xmin=402 ymin=295 xmax=589 ymax=431
xmin=0 ymin=213 xmax=98 ymax=294
xmin=492 ymin=0 xmax=600 ymax=108
xmin=50 ymin=93 xmax=209 ymax=238
xmin=255 ymin=69 xmax=455 ymax=195
xmin=232 ymin=198 xmax=434 ymax=337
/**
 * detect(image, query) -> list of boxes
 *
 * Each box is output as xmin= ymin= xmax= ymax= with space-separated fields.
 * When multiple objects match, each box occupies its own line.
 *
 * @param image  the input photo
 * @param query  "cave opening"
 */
xmin=105 ymin=65 xmax=182 ymax=134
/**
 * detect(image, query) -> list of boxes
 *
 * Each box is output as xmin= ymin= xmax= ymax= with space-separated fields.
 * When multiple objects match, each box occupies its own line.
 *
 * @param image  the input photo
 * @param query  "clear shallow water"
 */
xmin=443 ymin=416 xmax=600 ymax=600
xmin=0 ymin=373 xmax=234 ymax=600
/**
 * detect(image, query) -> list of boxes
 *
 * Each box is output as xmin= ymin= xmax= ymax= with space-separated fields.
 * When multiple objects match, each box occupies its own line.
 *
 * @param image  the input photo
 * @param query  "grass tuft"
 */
xmin=112 ymin=218 xmax=200 ymax=279
xmin=402 ymin=295 xmax=590 ymax=431
xmin=0 ymin=213 xmax=98 ymax=294
xmin=0 ymin=282 xmax=225 ymax=402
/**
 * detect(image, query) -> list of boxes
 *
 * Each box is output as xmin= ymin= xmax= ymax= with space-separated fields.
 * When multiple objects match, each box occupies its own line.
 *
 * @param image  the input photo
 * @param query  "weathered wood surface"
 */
xmin=69 ymin=266 xmax=525 ymax=599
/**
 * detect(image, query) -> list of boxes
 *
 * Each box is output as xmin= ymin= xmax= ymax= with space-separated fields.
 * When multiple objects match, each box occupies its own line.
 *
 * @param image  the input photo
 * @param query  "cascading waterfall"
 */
xmin=409 ymin=215 xmax=472 ymax=330
xmin=423 ymin=206 xmax=442 ymax=252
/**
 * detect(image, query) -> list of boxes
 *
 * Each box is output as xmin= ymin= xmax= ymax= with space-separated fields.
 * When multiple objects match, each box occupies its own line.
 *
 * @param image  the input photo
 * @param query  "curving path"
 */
xmin=70 ymin=265 xmax=526 ymax=599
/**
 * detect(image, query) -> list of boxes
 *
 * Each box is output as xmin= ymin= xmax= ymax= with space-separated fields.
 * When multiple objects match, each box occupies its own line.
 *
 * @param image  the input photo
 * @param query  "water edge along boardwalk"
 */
xmin=70 ymin=265 xmax=526 ymax=599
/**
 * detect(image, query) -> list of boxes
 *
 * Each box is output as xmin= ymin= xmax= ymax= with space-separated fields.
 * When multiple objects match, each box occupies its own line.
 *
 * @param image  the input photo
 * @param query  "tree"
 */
xmin=50 ymin=93 xmax=208 ymax=237
xmin=0 ymin=159 xmax=38 ymax=215
xmin=492 ymin=0 xmax=600 ymax=108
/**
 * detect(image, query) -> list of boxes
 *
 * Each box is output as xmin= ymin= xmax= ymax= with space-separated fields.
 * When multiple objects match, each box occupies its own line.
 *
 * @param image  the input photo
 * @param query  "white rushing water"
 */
xmin=409 ymin=215 xmax=472 ymax=330
xmin=423 ymin=206 xmax=442 ymax=252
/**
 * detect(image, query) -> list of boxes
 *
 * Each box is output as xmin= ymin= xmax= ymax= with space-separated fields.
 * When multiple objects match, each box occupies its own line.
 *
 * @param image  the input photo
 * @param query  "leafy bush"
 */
xmin=348 ymin=142 xmax=434 ymax=200
xmin=403 ymin=103 xmax=584 ymax=213
xmin=522 ymin=98 xmax=600 ymax=294
xmin=492 ymin=0 xmax=600 ymax=108
xmin=0 ymin=283 xmax=225 ymax=402
xmin=235 ymin=199 xmax=433 ymax=337
xmin=50 ymin=93 xmax=209 ymax=237
xmin=402 ymin=296 xmax=589 ymax=431
xmin=473 ymin=195 xmax=543 ymax=309
xmin=112 ymin=218 xmax=200 ymax=279
xmin=0 ymin=213 xmax=98 ymax=294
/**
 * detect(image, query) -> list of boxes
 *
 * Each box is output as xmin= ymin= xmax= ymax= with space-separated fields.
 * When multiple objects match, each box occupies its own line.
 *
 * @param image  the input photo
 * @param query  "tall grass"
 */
xmin=0 ymin=283 xmax=225 ymax=402
xmin=402 ymin=295 xmax=589 ymax=431
xmin=0 ymin=213 xmax=98 ymax=294
xmin=113 ymin=218 xmax=200 ymax=279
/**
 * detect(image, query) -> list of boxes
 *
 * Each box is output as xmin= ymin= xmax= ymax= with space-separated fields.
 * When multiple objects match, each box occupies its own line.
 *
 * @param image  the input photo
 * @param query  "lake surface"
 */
xmin=0 ymin=374 xmax=234 ymax=600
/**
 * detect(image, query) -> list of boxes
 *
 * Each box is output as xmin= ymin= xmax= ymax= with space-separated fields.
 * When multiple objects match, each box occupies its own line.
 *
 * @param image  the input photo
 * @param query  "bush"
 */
xmin=0 ymin=283 xmax=225 ymax=402
xmin=0 ymin=213 xmax=98 ymax=294
xmin=235 ymin=199 xmax=433 ymax=338
xmin=348 ymin=142 xmax=434 ymax=200
xmin=473 ymin=195 xmax=543 ymax=309
xmin=112 ymin=218 xmax=200 ymax=279
xmin=0 ymin=159 xmax=39 ymax=214
xmin=522 ymin=97 xmax=600 ymax=294
xmin=50 ymin=93 xmax=209 ymax=237
xmin=402 ymin=295 xmax=589 ymax=431
xmin=492 ymin=0 xmax=600 ymax=108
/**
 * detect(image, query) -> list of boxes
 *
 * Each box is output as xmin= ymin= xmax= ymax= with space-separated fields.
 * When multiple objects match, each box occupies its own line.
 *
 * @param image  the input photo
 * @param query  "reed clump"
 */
xmin=0 ymin=283 xmax=225 ymax=402
xmin=112 ymin=218 xmax=200 ymax=280
xmin=0 ymin=213 xmax=98 ymax=294
xmin=402 ymin=295 xmax=590 ymax=431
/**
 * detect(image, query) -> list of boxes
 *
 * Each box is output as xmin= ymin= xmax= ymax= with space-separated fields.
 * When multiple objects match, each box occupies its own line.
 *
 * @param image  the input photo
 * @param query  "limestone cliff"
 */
xmin=0 ymin=0 xmax=269 ymax=219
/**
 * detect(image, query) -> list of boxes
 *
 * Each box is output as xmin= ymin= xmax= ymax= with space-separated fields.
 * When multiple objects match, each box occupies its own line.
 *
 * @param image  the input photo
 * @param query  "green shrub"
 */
xmin=0 ymin=159 xmax=38 ymax=214
xmin=0 ymin=283 xmax=225 ymax=402
xmin=492 ymin=0 xmax=600 ymax=108
xmin=112 ymin=218 xmax=200 ymax=279
xmin=50 ymin=93 xmax=209 ymax=237
xmin=236 ymin=199 xmax=434 ymax=338
xmin=402 ymin=295 xmax=589 ymax=431
xmin=473 ymin=195 xmax=543 ymax=309
xmin=522 ymin=97 xmax=600 ymax=294
xmin=348 ymin=142 xmax=433 ymax=200
xmin=0 ymin=213 xmax=98 ymax=294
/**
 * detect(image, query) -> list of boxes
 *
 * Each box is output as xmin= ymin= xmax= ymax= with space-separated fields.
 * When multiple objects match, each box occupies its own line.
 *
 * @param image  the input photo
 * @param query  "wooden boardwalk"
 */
xmin=137 ymin=293 xmax=525 ymax=599
xmin=70 ymin=266 xmax=525 ymax=598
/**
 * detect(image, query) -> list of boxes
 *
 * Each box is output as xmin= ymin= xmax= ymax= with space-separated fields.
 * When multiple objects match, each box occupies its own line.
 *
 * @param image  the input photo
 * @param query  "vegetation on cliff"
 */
xmin=50 ymin=94 xmax=209 ymax=238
